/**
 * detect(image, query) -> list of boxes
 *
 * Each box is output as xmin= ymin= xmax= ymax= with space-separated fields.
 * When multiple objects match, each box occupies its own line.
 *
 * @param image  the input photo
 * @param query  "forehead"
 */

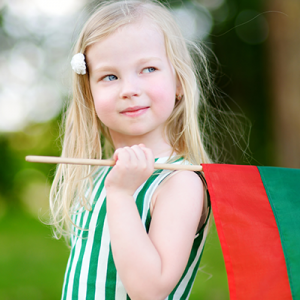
xmin=86 ymin=19 xmax=167 ymax=68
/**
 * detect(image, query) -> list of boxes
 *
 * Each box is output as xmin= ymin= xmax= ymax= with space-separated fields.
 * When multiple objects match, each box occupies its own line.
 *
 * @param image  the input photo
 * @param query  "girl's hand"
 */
xmin=104 ymin=144 xmax=154 ymax=196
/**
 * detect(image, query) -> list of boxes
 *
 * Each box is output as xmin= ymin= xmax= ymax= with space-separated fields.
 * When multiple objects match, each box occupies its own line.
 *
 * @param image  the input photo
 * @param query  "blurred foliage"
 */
xmin=210 ymin=0 xmax=273 ymax=165
xmin=0 ymin=117 xmax=61 ymax=213
xmin=0 ymin=0 xmax=283 ymax=298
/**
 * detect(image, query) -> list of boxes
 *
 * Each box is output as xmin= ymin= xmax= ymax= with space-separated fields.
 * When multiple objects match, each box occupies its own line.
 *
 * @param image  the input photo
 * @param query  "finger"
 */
xmin=114 ymin=147 xmax=131 ymax=166
xmin=131 ymin=145 xmax=147 ymax=161
xmin=113 ymin=148 xmax=128 ymax=163
xmin=141 ymin=147 xmax=154 ymax=166
xmin=127 ymin=146 xmax=147 ymax=171
xmin=113 ymin=148 xmax=121 ymax=161
xmin=122 ymin=147 xmax=146 ymax=171
xmin=132 ymin=145 xmax=154 ymax=170
xmin=123 ymin=146 xmax=136 ymax=166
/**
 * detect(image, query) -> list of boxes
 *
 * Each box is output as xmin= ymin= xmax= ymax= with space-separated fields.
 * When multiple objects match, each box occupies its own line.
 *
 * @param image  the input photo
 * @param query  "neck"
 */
xmin=110 ymin=131 xmax=174 ymax=158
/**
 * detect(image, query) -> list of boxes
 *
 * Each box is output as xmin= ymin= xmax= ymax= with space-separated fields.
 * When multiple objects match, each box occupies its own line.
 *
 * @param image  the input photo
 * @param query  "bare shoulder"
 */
xmin=158 ymin=170 xmax=204 ymax=199
xmin=166 ymin=170 xmax=203 ymax=188
xmin=151 ymin=170 xmax=204 ymax=218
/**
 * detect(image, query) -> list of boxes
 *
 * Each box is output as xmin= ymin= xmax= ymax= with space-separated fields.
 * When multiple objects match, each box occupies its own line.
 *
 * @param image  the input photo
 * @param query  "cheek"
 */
xmin=92 ymin=92 xmax=115 ymax=122
xmin=94 ymin=96 xmax=111 ymax=111
xmin=150 ymin=84 xmax=176 ymax=111
xmin=149 ymin=72 xmax=176 ymax=104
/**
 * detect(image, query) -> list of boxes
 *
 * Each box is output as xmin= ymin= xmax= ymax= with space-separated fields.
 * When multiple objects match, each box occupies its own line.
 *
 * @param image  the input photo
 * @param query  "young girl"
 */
xmin=50 ymin=0 xmax=213 ymax=299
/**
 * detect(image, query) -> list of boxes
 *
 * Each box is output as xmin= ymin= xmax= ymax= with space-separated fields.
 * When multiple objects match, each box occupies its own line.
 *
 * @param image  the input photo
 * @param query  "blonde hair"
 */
xmin=50 ymin=0 xmax=216 ymax=239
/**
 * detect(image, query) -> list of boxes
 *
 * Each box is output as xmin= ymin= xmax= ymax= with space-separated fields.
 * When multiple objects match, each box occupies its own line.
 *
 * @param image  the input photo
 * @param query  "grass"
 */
xmin=0 ymin=210 xmax=229 ymax=300
xmin=0 ymin=210 xmax=69 ymax=300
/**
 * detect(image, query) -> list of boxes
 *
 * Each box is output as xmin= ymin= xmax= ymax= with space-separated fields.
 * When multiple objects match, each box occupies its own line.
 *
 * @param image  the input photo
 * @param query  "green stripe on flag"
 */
xmin=258 ymin=167 xmax=300 ymax=300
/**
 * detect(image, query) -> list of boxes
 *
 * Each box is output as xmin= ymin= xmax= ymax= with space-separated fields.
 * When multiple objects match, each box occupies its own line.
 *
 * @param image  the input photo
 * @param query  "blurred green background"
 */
xmin=0 ymin=0 xmax=299 ymax=299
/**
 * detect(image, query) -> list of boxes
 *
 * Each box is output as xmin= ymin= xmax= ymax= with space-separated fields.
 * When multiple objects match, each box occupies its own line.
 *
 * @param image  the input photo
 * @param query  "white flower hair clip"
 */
xmin=71 ymin=53 xmax=86 ymax=75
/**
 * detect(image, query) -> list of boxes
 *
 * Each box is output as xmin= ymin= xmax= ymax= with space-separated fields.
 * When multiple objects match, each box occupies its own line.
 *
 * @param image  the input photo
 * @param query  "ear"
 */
xmin=175 ymin=75 xmax=183 ymax=97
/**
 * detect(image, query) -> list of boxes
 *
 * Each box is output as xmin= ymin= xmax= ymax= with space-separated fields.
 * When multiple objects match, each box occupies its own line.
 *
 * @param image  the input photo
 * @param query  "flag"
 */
xmin=202 ymin=164 xmax=300 ymax=300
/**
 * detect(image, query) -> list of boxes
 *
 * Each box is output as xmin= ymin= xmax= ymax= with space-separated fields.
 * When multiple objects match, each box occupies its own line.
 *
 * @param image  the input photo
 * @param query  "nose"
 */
xmin=119 ymin=76 xmax=141 ymax=99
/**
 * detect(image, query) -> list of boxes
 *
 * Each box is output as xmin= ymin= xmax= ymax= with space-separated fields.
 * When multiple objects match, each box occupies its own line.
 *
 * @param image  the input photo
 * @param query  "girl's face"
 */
xmin=87 ymin=19 xmax=181 ymax=147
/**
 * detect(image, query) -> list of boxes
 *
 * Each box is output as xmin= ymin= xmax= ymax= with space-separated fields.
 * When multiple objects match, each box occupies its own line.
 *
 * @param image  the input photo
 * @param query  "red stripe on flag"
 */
xmin=202 ymin=164 xmax=292 ymax=300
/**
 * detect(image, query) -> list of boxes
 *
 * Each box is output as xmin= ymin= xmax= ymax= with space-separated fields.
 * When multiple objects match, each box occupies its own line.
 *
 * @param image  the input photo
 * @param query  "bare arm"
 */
xmin=105 ymin=145 xmax=204 ymax=300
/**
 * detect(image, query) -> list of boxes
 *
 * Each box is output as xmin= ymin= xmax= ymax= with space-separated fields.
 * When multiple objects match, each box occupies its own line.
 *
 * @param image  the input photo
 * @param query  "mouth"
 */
xmin=120 ymin=106 xmax=149 ymax=117
xmin=121 ymin=106 xmax=149 ymax=113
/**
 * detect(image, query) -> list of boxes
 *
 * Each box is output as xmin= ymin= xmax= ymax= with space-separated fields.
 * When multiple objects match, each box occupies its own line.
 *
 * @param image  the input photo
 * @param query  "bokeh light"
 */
xmin=172 ymin=3 xmax=213 ymax=41
xmin=0 ymin=0 xmax=87 ymax=132
xmin=14 ymin=168 xmax=50 ymax=219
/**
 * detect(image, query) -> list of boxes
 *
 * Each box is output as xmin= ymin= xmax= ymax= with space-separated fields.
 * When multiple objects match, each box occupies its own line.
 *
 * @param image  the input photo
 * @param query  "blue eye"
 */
xmin=143 ymin=67 xmax=156 ymax=73
xmin=103 ymin=75 xmax=118 ymax=81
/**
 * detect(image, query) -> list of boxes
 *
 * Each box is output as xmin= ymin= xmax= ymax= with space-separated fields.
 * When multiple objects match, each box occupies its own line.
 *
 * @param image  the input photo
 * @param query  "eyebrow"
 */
xmin=136 ymin=57 xmax=162 ymax=64
xmin=90 ymin=57 xmax=162 ymax=73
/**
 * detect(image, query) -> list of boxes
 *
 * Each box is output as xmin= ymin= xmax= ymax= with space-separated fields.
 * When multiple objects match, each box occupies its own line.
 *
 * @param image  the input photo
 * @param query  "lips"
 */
xmin=121 ymin=106 xmax=149 ymax=113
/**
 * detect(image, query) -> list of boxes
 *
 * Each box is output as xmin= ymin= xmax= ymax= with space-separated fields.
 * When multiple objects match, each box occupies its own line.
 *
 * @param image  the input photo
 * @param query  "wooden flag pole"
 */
xmin=25 ymin=155 xmax=203 ymax=172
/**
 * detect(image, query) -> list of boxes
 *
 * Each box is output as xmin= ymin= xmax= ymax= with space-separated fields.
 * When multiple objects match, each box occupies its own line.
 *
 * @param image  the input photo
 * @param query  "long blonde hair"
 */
xmin=50 ymin=0 xmax=216 ymax=239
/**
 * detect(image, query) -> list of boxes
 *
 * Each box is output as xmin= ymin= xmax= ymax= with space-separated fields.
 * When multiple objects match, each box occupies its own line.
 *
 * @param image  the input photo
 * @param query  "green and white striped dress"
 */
xmin=61 ymin=157 xmax=211 ymax=300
